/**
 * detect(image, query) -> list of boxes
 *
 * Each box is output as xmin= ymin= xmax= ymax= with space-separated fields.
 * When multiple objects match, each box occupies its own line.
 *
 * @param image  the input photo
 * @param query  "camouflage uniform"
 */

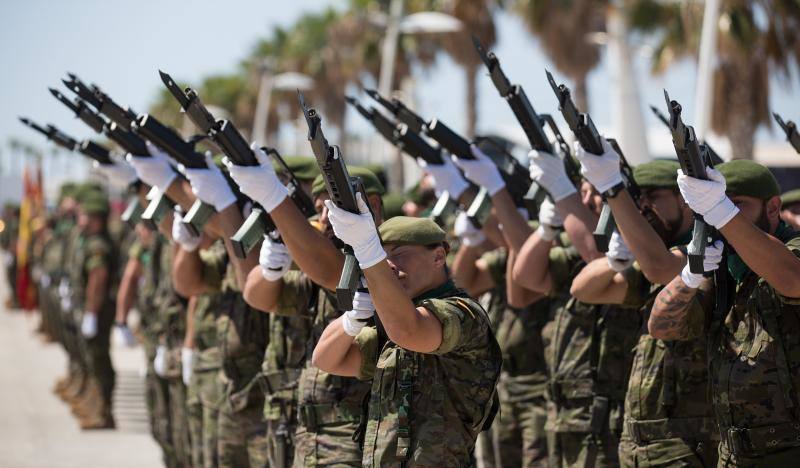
xmin=199 ymin=241 xmax=270 ymax=468
xmin=272 ymin=270 xmax=371 ymax=467
xmin=480 ymin=248 xmax=552 ymax=467
xmin=353 ymin=279 xmax=502 ymax=466
xmin=546 ymin=245 xmax=641 ymax=467
xmin=618 ymin=261 xmax=718 ymax=467
xmin=708 ymin=226 xmax=800 ymax=466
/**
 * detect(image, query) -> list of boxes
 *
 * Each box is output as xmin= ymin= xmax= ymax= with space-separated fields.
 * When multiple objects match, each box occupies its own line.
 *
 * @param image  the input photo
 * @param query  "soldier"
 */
xmin=1 ymin=203 xmax=20 ymax=308
xmin=651 ymin=160 xmax=800 ymax=466
xmin=225 ymin=153 xmax=382 ymax=466
xmin=311 ymin=214 xmax=502 ymax=466
xmin=780 ymin=188 xmax=800 ymax=230
xmin=568 ymin=155 xmax=718 ymax=466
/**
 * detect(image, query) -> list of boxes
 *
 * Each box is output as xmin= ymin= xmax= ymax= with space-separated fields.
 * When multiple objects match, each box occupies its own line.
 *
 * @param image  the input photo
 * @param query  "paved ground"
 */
xmin=0 ymin=308 xmax=163 ymax=467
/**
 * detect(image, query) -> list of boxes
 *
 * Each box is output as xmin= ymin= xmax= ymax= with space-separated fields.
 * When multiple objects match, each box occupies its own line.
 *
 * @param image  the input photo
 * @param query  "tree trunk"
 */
xmin=465 ymin=62 xmax=478 ymax=139
xmin=574 ymin=74 xmax=589 ymax=113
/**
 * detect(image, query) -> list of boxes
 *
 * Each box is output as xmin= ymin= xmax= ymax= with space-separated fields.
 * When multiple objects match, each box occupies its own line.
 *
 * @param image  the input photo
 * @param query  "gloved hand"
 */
xmin=324 ymin=193 xmax=386 ymax=269
xmin=417 ymin=154 xmax=469 ymax=200
xmin=153 ymin=345 xmax=167 ymax=377
xmin=450 ymin=145 xmax=505 ymax=196
xmin=535 ymin=199 xmax=563 ymax=242
xmin=182 ymin=153 xmax=237 ymax=211
xmin=93 ymin=160 xmax=137 ymax=188
xmin=528 ymin=150 xmax=577 ymax=202
xmin=81 ymin=312 xmax=98 ymax=338
xmin=113 ymin=323 xmax=137 ymax=347
xmin=453 ymin=211 xmax=486 ymax=247
xmin=223 ymin=144 xmax=288 ymax=212
xmin=677 ymin=168 xmax=739 ymax=229
xmin=259 ymin=236 xmax=293 ymax=281
xmin=172 ymin=207 xmax=202 ymax=251
xmin=181 ymin=347 xmax=194 ymax=386
xmin=606 ymin=230 xmax=634 ymax=272
xmin=574 ymin=139 xmax=623 ymax=193
xmin=342 ymin=291 xmax=375 ymax=337
xmin=126 ymin=142 xmax=178 ymax=190
xmin=680 ymin=240 xmax=724 ymax=288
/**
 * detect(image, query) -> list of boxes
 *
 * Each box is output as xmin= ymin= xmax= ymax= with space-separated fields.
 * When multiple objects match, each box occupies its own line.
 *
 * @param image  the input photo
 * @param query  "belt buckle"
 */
xmin=626 ymin=420 xmax=642 ymax=445
xmin=726 ymin=427 xmax=748 ymax=455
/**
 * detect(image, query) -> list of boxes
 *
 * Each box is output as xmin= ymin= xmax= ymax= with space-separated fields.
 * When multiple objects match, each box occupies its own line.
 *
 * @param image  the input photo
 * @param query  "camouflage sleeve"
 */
xmin=127 ymin=240 xmax=144 ymax=261
xmin=273 ymin=270 xmax=314 ymax=317
xmin=354 ymin=325 xmax=379 ymax=381
xmin=420 ymin=296 xmax=490 ymax=356
xmin=84 ymin=237 xmax=111 ymax=272
xmin=199 ymin=244 xmax=227 ymax=293
xmin=779 ymin=236 xmax=800 ymax=305
xmin=620 ymin=262 xmax=651 ymax=309
xmin=548 ymin=246 xmax=581 ymax=296
xmin=479 ymin=248 xmax=507 ymax=286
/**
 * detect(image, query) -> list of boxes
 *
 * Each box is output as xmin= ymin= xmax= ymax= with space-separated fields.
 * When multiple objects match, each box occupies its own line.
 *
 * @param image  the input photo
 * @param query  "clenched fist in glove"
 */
xmin=536 ymin=199 xmax=563 ymax=242
xmin=172 ymin=208 xmax=202 ymax=251
xmin=417 ymin=154 xmax=469 ymax=200
xmin=181 ymin=347 xmax=194 ymax=386
xmin=451 ymin=145 xmax=505 ymax=196
xmin=680 ymin=240 xmax=724 ymax=288
xmin=259 ymin=236 xmax=293 ymax=281
xmin=126 ymin=142 xmax=178 ymax=191
xmin=574 ymin=139 xmax=623 ymax=194
xmin=223 ymin=144 xmax=288 ymax=212
xmin=113 ymin=322 xmax=137 ymax=347
xmin=528 ymin=150 xmax=577 ymax=202
xmin=93 ymin=160 xmax=137 ymax=189
xmin=677 ymin=168 xmax=739 ymax=230
xmin=606 ymin=230 xmax=634 ymax=272
xmin=324 ymin=193 xmax=386 ymax=269
xmin=454 ymin=211 xmax=486 ymax=247
xmin=182 ymin=154 xmax=237 ymax=211
xmin=342 ymin=291 xmax=375 ymax=337
xmin=81 ymin=312 xmax=98 ymax=339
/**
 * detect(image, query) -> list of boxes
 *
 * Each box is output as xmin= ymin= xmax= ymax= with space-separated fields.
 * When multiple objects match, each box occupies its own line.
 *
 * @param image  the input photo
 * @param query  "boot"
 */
xmin=79 ymin=397 xmax=115 ymax=430
xmin=72 ymin=379 xmax=100 ymax=418
xmin=63 ymin=372 xmax=86 ymax=405
xmin=53 ymin=374 xmax=71 ymax=397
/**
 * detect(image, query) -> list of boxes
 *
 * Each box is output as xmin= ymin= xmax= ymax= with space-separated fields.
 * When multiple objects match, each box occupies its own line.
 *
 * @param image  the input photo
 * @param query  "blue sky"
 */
xmin=1 ymin=0 xmax=799 ymax=199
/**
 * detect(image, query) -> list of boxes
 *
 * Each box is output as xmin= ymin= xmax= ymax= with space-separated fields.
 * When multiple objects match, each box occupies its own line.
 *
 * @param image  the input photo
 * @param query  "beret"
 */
xmin=378 ymin=216 xmax=446 ymax=246
xmin=633 ymin=159 xmax=680 ymax=189
xmin=58 ymin=182 xmax=79 ymax=202
xmin=273 ymin=156 xmax=319 ymax=182
xmin=717 ymin=160 xmax=780 ymax=200
xmin=312 ymin=166 xmax=386 ymax=197
xmin=381 ymin=193 xmax=406 ymax=220
xmin=362 ymin=163 xmax=388 ymax=189
xmin=781 ymin=188 xmax=800 ymax=208
xmin=79 ymin=191 xmax=110 ymax=215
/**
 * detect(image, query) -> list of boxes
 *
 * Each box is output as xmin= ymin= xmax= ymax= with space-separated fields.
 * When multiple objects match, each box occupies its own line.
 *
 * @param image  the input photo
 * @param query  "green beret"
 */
xmin=79 ymin=191 xmax=109 ymax=215
xmin=633 ymin=159 xmax=681 ymax=189
xmin=382 ymin=193 xmax=406 ymax=220
xmin=311 ymin=166 xmax=386 ymax=197
xmin=58 ymin=182 xmax=79 ymax=202
xmin=73 ymin=182 xmax=105 ymax=203
xmin=378 ymin=216 xmax=446 ymax=246
xmin=363 ymin=163 xmax=388 ymax=189
xmin=717 ymin=160 xmax=780 ymax=200
xmin=781 ymin=189 xmax=800 ymax=208
xmin=274 ymin=156 xmax=319 ymax=181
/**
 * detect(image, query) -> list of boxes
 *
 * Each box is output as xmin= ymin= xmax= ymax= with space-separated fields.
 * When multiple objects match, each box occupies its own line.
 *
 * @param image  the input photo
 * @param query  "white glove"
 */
xmin=181 ymin=347 xmax=194 ymax=386
xmin=172 ymin=208 xmax=202 ymax=251
xmin=113 ymin=323 xmax=137 ymax=347
xmin=81 ymin=312 xmax=98 ymax=338
xmin=574 ymin=139 xmax=623 ymax=193
xmin=677 ymin=168 xmax=739 ymax=229
xmin=680 ymin=240 xmax=724 ymax=288
xmin=528 ymin=150 xmax=577 ymax=202
xmin=126 ymin=142 xmax=178 ymax=190
xmin=93 ymin=160 xmax=137 ymax=188
xmin=324 ymin=193 xmax=386 ymax=269
xmin=342 ymin=291 xmax=375 ymax=337
xmin=450 ymin=145 xmax=505 ymax=196
xmin=606 ymin=230 xmax=634 ymax=272
xmin=417 ymin=154 xmax=469 ymax=200
xmin=182 ymin=153 xmax=237 ymax=211
xmin=153 ymin=345 xmax=167 ymax=377
xmin=223 ymin=144 xmax=288 ymax=212
xmin=454 ymin=211 xmax=486 ymax=247
xmin=536 ymin=198 xmax=562 ymax=242
xmin=259 ymin=236 xmax=293 ymax=281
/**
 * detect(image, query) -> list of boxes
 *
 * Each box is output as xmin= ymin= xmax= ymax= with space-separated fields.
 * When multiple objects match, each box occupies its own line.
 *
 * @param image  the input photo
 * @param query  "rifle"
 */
xmin=120 ymin=195 xmax=143 ymax=227
xmin=650 ymin=105 xmax=724 ymax=166
xmin=18 ymin=117 xmax=113 ymax=165
xmin=546 ymin=70 xmax=631 ymax=252
xmin=773 ymin=112 xmax=800 ymax=154
xmin=664 ymin=90 xmax=718 ymax=274
xmin=299 ymin=91 xmax=369 ymax=311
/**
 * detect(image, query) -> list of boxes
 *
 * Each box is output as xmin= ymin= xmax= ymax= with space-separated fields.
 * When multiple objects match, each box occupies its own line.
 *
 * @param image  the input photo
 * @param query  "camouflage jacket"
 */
xmin=68 ymin=230 xmax=115 ymax=313
xmin=709 ymin=228 xmax=800 ymax=460
xmin=354 ymin=280 xmax=502 ymax=467
xmin=546 ymin=245 xmax=641 ymax=435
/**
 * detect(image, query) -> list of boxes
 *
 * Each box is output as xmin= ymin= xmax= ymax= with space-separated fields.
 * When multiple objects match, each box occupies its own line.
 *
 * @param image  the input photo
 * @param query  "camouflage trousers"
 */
xmin=619 ymin=435 xmax=717 ymax=467
xmin=493 ymin=394 xmax=549 ymax=467
xmin=187 ymin=368 xmax=223 ymax=468
xmin=292 ymin=419 xmax=362 ymax=467
xmin=167 ymin=377 xmax=193 ymax=467
xmin=716 ymin=439 xmax=800 ymax=467
xmin=548 ymin=431 xmax=621 ymax=468
xmin=217 ymin=391 xmax=268 ymax=468
xmin=145 ymin=367 xmax=178 ymax=467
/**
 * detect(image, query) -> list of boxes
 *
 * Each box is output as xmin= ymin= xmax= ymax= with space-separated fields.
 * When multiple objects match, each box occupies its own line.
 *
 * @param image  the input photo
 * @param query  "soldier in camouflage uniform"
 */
xmin=569 ymin=158 xmax=719 ymax=467
xmin=226 ymin=159 xmax=385 ymax=466
xmin=780 ymin=188 xmax=800 ymax=230
xmin=311 ymin=214 xmax=502 ymax=466
xmin=653 ymin=160 xmax=800 ymax=466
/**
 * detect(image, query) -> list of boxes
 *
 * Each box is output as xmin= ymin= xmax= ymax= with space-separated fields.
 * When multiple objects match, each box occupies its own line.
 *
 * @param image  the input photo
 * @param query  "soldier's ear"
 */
xmin=431 ymin=245 xmax=446 ymax=269
xmin=767 ymin=195 xmax=782 ymax=224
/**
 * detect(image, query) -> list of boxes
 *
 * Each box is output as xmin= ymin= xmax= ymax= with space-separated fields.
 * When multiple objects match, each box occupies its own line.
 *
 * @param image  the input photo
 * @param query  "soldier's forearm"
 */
xmin=511 ymin=233 xmax=554 ymax=294
xmin=491 ymin=189 xmax=533 ymax=252
xmin=649 ymin=275 xmax=697 ymax=340
xmin=557 ymin=193 xmax=602 ymax=263
xmin=85 ymin=267 xmax=109 ymax=314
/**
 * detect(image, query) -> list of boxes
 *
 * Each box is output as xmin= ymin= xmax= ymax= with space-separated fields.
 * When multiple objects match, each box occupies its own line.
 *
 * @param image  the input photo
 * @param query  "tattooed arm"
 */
xmin=648 ymin=275 xmax=701 ymax=340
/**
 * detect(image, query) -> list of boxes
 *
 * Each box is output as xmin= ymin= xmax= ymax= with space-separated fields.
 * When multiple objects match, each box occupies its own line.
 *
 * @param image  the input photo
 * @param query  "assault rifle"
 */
xmin=300 ymin=91 xmax=369 ymax=311
xmin=546 ymin=70 xmax=638 ymax=252
xmin=664 ymin=90 xmax=718 ymax=274
xmin=773 ymin=113 xmax=800 ymax=154
xmin=18 ymin=117 xmax=113 ymax=165
xmin=650 ymin=105 xmax=724 ymax=166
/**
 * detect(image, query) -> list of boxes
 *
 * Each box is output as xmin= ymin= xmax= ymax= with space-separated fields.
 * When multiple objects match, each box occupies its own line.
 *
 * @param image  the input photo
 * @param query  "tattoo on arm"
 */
xmin=649 ymin=277 xmax=699 ymax=340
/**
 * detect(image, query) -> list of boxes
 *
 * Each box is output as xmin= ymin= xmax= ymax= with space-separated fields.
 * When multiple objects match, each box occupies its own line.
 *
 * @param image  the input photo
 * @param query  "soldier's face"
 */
xmin=781 ymin=203 xmax=800 ymax=230
xmin=384 ymin=243 xmax=447 ymax=298
xmin=638 ymin=188 xmax=689 ymax=243
xmin=580 ymin=181 xmax=603 ymax=216
xmin=731 ymin=195 xmax=781 ymax=234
